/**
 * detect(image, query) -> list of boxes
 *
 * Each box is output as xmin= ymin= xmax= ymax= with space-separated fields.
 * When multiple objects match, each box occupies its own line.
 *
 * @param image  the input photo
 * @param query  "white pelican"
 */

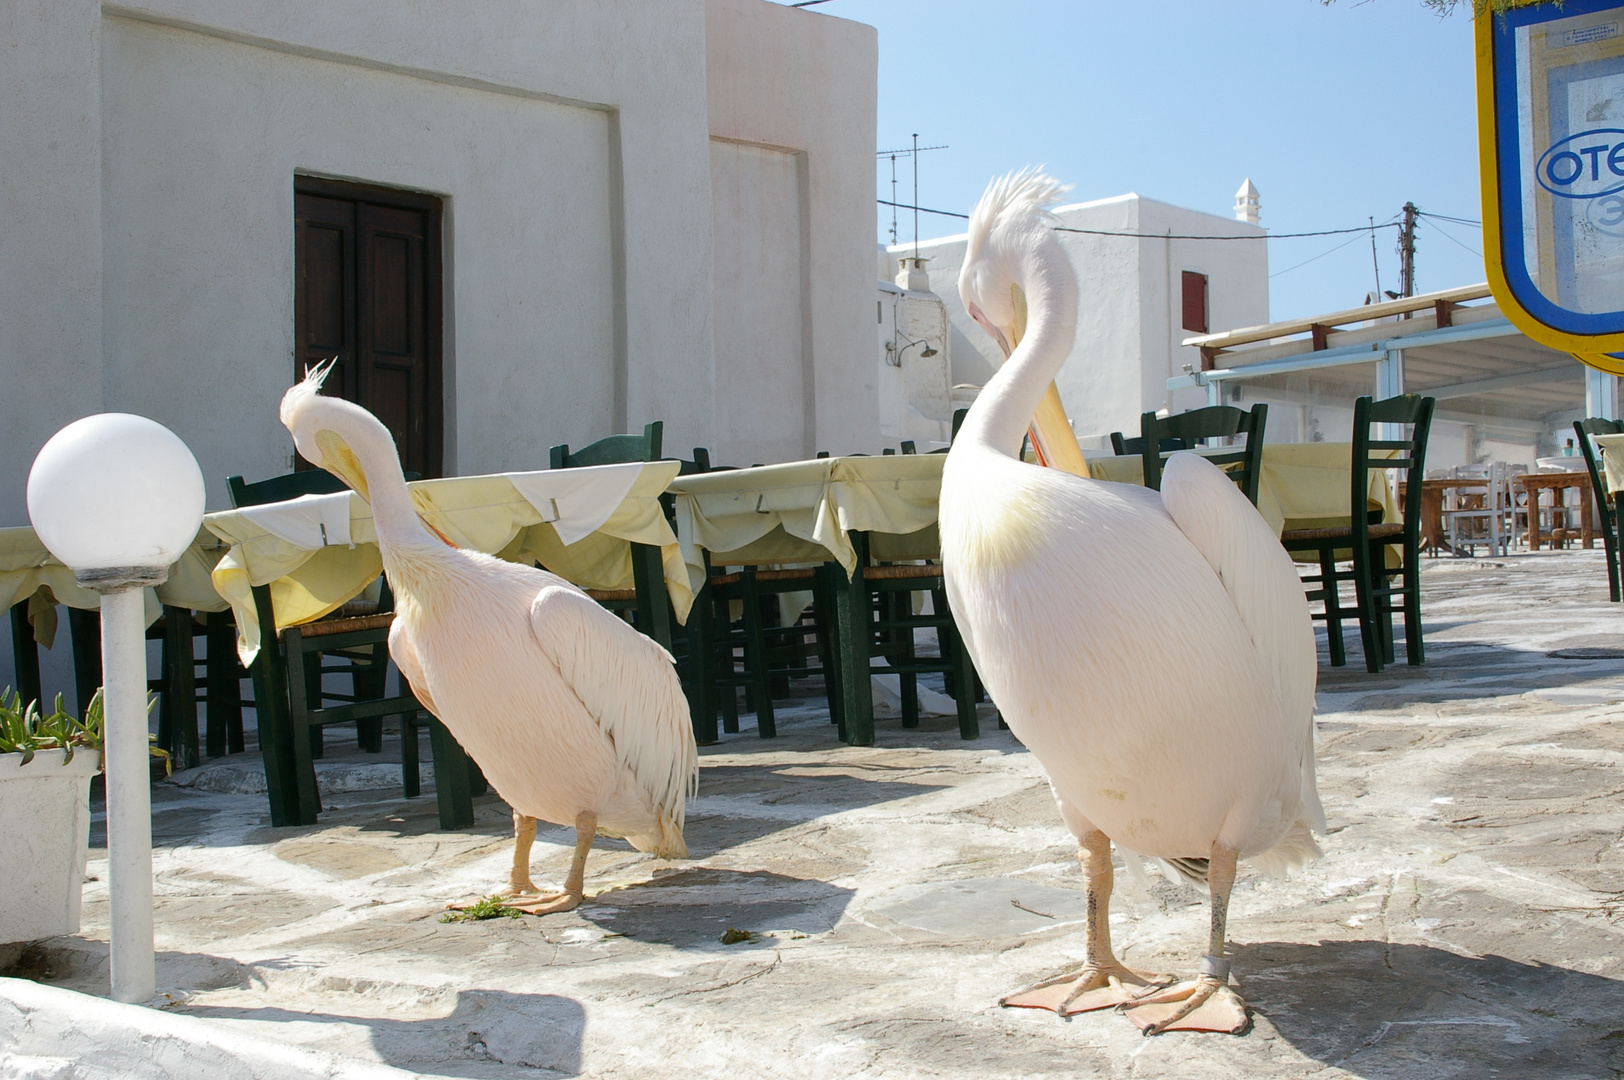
xmin=939 ymin=172 xmax=1322 ymax=1035
xmin=279 ymin=368 xmax=697 ymax=913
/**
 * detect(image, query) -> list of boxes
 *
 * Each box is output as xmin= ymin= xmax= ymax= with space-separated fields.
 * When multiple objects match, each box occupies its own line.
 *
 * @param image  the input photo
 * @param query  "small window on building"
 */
xmin=1181 ymin=271 xmax=1209 ymax=334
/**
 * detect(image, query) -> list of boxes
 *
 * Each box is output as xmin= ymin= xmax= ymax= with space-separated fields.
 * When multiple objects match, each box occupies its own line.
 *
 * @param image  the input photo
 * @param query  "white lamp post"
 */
xmin=27 ymin=414 xmax=205 ymax=1004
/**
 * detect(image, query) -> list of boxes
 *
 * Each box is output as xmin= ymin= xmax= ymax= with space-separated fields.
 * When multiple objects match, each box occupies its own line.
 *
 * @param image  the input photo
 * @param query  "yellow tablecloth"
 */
xmin=206 ymin=462 xmax=690 ymax=664
xmin=1590 ymin=433 xmax=1624 ymax=493
xmin=0 ymin=526 xmax=229 ymax=647
xmin=1088 ymin=443 xmax=1400 ymax=539
xmin=669 ymin=444 xmax=1398 ymax=588
xmin=667 ymin=455 xmax=944 ymax=588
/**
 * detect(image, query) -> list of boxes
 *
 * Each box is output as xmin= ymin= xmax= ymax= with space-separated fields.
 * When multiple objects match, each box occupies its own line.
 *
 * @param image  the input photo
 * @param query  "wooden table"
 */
xmin=1399 ymin=478 xmax=1489 ymax=555
xmin=1516 ymin=471 xmax=1594 ymax=549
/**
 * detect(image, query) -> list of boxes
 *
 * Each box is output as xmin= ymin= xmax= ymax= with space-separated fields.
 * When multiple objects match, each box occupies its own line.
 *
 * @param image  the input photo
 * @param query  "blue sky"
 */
xmin=798 ymin=0 xmax=1485 ymax=324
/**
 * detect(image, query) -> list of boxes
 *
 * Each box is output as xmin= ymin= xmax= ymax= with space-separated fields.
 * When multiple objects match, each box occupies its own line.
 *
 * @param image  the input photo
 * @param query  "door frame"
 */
xmin=293 ymin=174 xmax=445 ymax=477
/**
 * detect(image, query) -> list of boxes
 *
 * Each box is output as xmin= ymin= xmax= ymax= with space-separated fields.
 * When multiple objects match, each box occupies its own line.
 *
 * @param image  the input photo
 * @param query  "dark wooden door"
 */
xmin=295 ymin=177 xmax=443 ymax=478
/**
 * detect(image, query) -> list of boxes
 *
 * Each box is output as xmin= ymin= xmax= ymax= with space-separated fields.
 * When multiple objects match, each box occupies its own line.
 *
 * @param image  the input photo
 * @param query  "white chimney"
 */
xmin=1234 ymin=179 xmax=1261 ymax=225
xmin=895 ymin=256 xmax=930 ymax=292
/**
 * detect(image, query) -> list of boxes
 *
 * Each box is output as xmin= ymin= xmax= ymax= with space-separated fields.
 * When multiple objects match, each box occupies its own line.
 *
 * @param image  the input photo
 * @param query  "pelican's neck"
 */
xmin=342 ymin=420 xmax=440 ymax=560
xmin=956 ymin=234 xmax=1078 ymax=460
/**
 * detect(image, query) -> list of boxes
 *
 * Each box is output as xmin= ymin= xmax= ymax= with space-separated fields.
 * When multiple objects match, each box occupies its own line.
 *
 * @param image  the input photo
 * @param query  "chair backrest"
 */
xmin=550 ymin=421 xmax=663 ymax=469
xmin=900 ymin=440 xmax=917 ymax=455
xmin=673 ymin=447 xmax=712 ymax=477
xmin=1350 ymin=393 xmax=1435 ymax=551
xmin=1139 ymin=403 xmax=1269 ymax=505
xmin=226 ymin=469 xmax=349 ymax=509
xmin=1110 ymin=431 xmax=1194 ymax=457
xmin=1575 ymin=417 xmax=1623 ymax=501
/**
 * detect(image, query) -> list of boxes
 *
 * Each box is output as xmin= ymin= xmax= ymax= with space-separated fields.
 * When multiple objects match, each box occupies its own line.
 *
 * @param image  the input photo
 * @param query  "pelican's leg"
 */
xmin=505 ymin=812 xmax=539 ymax=896
xmin=1122 ymin=843 xmax=1250 ymax=1036
xmin=506 ymin=810 xmax=597 ymax=916
xmin=1001 ymin=831 xmax=1168 ymax=1015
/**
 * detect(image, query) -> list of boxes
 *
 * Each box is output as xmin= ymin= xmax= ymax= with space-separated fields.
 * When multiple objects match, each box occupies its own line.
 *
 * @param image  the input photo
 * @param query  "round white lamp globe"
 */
xmin=27 ymin=413 xmax=206 ymax=589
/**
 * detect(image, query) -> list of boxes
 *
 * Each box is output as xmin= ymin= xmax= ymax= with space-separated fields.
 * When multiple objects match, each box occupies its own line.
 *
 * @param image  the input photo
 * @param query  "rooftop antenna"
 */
xmin=876 ymin=135 xmax=946 ymax=255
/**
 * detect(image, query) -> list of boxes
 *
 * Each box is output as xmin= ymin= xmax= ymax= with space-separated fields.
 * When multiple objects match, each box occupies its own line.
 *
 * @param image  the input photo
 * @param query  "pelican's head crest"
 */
xmin=960 ymin=169 xmax=1070 ymax=360
xmin=276 ymin=359 xmax=375 ymax=501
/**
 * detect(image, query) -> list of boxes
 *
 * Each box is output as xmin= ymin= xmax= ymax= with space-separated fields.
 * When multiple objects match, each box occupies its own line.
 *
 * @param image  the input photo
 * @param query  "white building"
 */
xmin=881 ymin=184 xmax=1269 ymax=447
xmin=1 ymin=0 xmax=880 ymax=517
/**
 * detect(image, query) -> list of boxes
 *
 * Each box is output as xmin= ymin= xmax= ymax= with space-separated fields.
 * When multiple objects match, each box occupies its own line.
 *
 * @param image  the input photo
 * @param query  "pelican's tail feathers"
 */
xmin=1301 ymin=754 xmax=1327 ymax=836
xmin=626 ymin=814 xmax=688 ymax=860
xmin=1117 ymin=844 xmax=1210 ymax=889
xmin=1245 ymin=820 xmax=1323 ymax=880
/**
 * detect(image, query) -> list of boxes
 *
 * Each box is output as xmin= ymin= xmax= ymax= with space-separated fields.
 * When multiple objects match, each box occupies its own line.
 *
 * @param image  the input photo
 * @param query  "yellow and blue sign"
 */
xmin=1478 ymin=1 xmax=1624 ymax=358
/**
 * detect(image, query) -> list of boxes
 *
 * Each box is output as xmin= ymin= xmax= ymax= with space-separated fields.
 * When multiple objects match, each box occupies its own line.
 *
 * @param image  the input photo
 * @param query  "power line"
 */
xmin=875 ymin=199 xmax=1405 ymax=241
xmin=1426 ymin=217 xmax=1483 ymax=258
xmin=1417 ymin=210 xmax=1481 ymax=227
xmin=1268 ymin=232 xmax=1370 ymax=279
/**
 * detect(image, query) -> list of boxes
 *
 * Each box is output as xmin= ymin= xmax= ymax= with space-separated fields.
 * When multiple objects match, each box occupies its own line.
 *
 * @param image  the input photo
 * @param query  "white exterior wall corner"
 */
xmin=706 ymin=0 xmax=878 ymax=462
xmin=1134 ymin=198 xmax=1269 ymax=417
xmin=11 ymin=0 xmax=719 ymax=513
xmin=0 ymin=0 xmax=104 ymax=521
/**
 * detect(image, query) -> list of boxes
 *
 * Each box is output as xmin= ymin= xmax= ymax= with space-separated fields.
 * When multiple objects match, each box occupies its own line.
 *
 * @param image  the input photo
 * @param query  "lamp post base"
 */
xmin=99 ymin=586 xmax=154 ymax=1004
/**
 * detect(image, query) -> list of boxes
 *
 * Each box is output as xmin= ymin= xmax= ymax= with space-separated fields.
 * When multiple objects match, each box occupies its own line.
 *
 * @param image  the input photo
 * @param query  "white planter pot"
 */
xmin=0 ymin=748 xmax=101 ymax=945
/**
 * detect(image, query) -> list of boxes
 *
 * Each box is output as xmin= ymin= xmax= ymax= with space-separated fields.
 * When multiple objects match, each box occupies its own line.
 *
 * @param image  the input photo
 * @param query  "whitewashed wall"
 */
xmin=2 ymin=0 xmax=732 ymax=515
xmin=707 ymin=0 xmax=878 ymax=463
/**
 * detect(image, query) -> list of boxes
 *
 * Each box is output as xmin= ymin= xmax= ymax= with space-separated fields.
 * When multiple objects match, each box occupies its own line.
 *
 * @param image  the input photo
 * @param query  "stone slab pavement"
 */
xmin=3 ymin=552 xmax=1622 ymax=1079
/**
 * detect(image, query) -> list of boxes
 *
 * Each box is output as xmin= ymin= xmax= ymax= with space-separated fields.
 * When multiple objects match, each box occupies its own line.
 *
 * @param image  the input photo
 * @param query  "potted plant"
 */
xmin=0 ymin=689 xmax=105 ymax=949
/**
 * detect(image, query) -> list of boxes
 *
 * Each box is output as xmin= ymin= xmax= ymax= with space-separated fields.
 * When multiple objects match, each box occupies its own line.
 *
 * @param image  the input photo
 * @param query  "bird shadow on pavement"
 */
xmin=1231 ymin=938 xmax=1624 ymax=1078
xmin=578 ymin=866 xmax=856 ymax=949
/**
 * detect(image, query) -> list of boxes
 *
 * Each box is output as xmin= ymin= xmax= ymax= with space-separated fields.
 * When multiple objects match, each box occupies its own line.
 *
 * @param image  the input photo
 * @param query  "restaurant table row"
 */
xmin=2 ymin=442 xmax=1404 ymax=808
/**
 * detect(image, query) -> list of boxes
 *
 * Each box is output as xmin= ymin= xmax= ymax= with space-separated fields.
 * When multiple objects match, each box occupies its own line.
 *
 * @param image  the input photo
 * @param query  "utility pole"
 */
xmin=1397 ymin=201 xmax=1419 ymax=299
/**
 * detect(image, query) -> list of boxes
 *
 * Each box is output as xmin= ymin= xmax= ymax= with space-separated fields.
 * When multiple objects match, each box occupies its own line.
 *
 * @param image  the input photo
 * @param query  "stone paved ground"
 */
xmin=5 ymin=551 xmax=1624 ymax=1078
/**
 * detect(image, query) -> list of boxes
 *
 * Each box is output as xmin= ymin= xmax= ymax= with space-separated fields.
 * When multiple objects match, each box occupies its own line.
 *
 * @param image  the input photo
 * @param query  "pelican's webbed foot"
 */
xmin=1121 ymin=956 xmax=1249 ymax=1035
xmin=1001 ymin=960 xmax=1169 ymax=1015
xmin=502 ymin=888 xmax=583 ymax=916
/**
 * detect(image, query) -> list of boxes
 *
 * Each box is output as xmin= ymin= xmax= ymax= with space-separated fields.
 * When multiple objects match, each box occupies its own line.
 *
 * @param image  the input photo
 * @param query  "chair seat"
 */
xmin=708 ymin=568 xmax=817 ymax=588
xmin=296 ymin=611 xmax=396 ymax=638
xmin=1280 ymin=522 xmax=1405 ymax=544
xmin=861 ymin=564 xmax=943 ymax=580
xmin=584 ymin=588 xmax=638 ymax=602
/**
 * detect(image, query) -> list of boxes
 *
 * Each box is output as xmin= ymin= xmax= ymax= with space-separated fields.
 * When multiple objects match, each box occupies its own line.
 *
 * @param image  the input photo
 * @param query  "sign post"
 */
xmin=1478 ymin=1 xmax=1624 ymax=365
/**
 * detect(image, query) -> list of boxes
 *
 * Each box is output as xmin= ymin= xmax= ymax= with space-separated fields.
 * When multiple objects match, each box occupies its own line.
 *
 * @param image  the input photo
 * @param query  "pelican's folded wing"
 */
xmin=1158 ymin=452 xmax=1323 ymax=831
xmin=388 ymin=619 xmax=441 ymax=719
xmin=528 ymin=586 xmax=698 ymax=830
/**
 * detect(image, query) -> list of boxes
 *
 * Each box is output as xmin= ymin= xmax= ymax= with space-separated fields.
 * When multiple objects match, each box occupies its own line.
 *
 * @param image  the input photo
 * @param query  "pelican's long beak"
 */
xmin=1006 ymin=284 xmax=1089 ymax=478
xmin=313 ymin=429 xmax=372 ymax=504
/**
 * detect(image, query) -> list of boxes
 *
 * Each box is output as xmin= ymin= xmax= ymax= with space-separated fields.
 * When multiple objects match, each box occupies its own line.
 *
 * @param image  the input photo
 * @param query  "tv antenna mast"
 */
xmin=877 ymin=135 xmax=947 ymax=255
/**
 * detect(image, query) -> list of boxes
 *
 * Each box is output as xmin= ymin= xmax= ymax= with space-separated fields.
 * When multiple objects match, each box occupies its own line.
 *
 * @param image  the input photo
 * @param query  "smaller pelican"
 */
xmin=279 ymin=367 xmax=698 ymax=912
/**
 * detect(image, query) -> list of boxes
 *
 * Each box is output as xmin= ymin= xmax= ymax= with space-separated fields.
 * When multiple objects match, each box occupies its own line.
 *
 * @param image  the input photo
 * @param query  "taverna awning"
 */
xmin=1167 ymin=284 xmax=1610 ymax=430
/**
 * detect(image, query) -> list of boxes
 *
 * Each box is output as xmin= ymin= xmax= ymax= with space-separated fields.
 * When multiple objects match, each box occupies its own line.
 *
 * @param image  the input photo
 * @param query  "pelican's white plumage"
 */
xmin=279 ymin=372 xmax=697 ymax=910
xmin=940 ymin=172 xmax=1321 ymax=1033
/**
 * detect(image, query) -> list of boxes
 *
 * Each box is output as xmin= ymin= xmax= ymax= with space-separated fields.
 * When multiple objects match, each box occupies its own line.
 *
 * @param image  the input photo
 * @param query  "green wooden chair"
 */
xmin=227 ymin=470 xmax=478 ymax=829
xmin=1280 ymin=395 xmax=1434 ymax=673
xmin=1574 ymin=418 xmax=1623 ymax=602
xmin=1126 ymin=404 xmax=1269 ymax=506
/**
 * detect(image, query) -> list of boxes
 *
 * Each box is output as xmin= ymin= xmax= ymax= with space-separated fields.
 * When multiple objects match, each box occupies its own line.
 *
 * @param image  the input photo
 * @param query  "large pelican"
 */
xmin=279 ymin=368 xmax=697 ymax=912
xmin=940 ymin=172 xmax=1322 ymax=1035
